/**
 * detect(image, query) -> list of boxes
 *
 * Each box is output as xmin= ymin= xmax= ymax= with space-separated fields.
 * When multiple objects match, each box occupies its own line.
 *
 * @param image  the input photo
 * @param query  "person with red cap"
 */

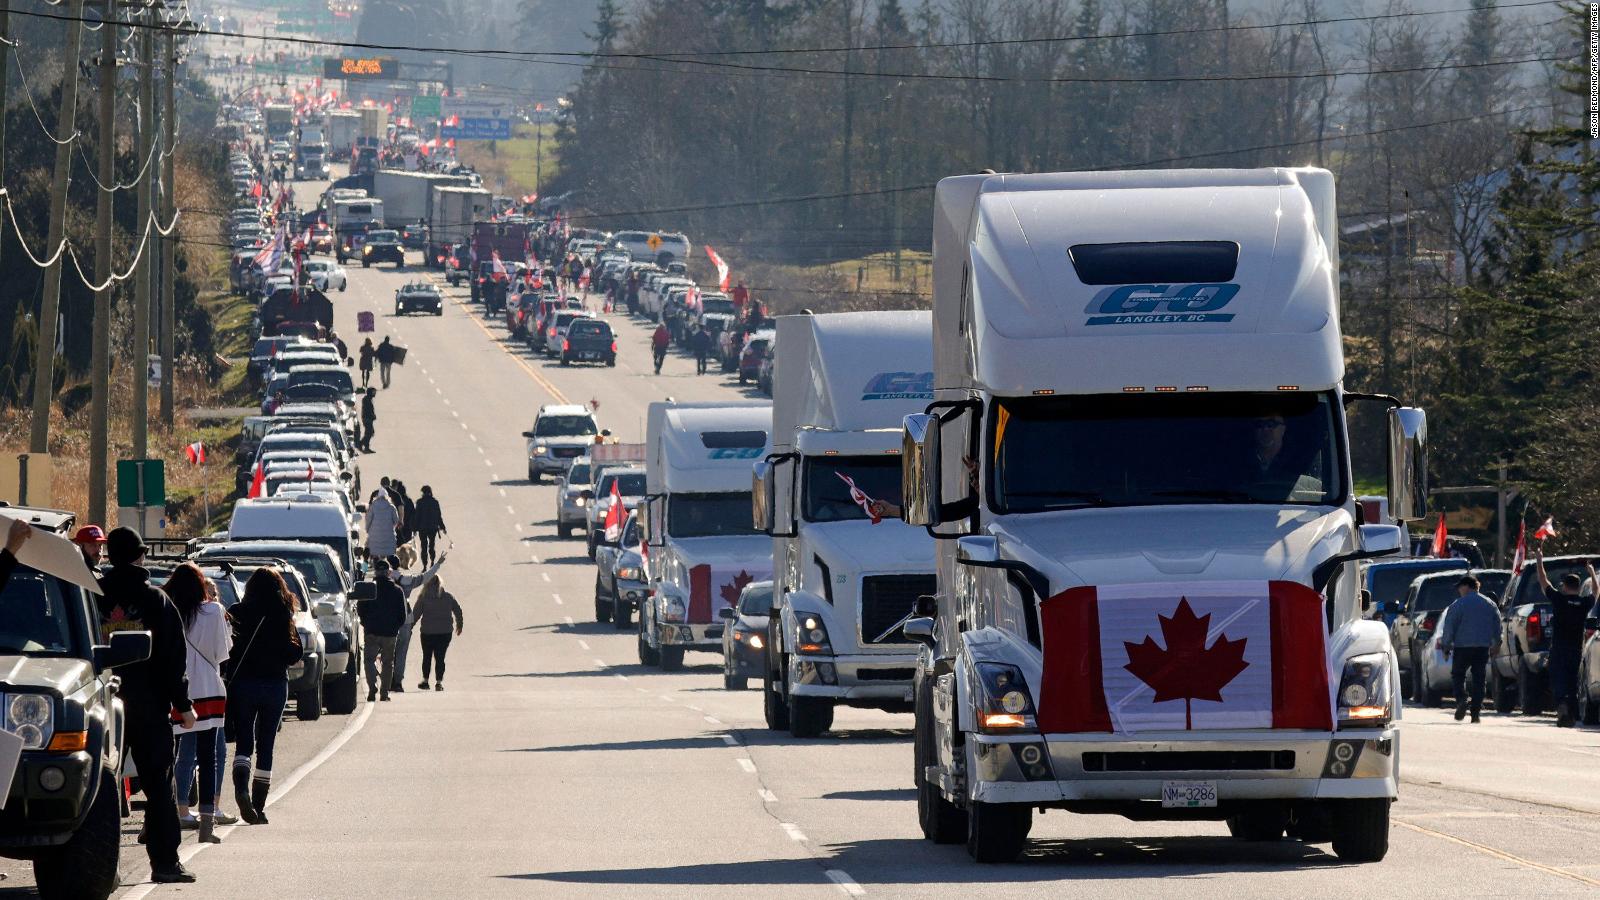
xmin=72 ymin=525 xmax=107 ymax=570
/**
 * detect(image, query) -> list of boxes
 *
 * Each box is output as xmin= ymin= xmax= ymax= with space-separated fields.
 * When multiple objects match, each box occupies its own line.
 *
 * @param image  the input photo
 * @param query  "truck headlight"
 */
xmin=1338 ymin=652 xmax=1393 ymax=727
xmin=662 ymin=597 xmax=687 ymax=623
xmin=747 ymin=633 xmax=765 ymax=650
xmin=616 ymin=566 xmax=643 ymax=582
xmin=974 ymin=662 xmax=1037 ymax=733
xmin=7 ymin=693 xmax=55 ymax=750
xmin=794 ymin=614 xmax=832 ymax=655
xmin=533 ymin=444 xmax=548 ymax=455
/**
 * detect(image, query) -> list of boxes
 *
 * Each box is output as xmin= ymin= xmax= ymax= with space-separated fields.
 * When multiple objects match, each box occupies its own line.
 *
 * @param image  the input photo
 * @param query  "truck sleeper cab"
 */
xmin=899 ymin=168 xmax=1427 ymax=864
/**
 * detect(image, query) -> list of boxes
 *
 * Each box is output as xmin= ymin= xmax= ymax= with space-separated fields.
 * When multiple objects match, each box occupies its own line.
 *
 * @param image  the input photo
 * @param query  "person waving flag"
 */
xmin=836 ymin=472 xmax=881 ymax=525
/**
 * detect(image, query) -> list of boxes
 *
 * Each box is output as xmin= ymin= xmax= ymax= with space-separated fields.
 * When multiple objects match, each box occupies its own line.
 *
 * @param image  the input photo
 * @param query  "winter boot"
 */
xmin=233 ymin=763 xmax=261 ymax=825
xmin=199 ymin=813 xmax=223 ymax=844
xmin=250 ymin=776 xmax=272 ymax=825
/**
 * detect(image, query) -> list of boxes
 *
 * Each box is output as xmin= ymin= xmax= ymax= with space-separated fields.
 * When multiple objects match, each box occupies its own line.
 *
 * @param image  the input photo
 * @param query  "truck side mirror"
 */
xmin=94 ymin=631 xmax=152 ymax=673
xmin=1387 ymin=407 xmax=1428 ymax=522
xmin=718 ymin=607 xmax=738 ymax=621
xmin=762 ymin=454 xmax=798 ymax=538
xmin=752 ymin=460 xmax=771 ymax=530
xmin=901 ymin=413 xmax=940 ymax=527
xmin=902 ymin=617 xmax=936 ymax=647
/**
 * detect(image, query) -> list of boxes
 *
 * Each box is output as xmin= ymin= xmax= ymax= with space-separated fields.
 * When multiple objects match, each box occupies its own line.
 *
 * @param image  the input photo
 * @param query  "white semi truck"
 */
xmin=427 ymin=184 xmax=492 ymax=267
xmin=638 ymin=401 xmax=772 ymax=671
xmin=899 ymin=168 xmax=1427 ymax=863
xmin=324 ymin=111 xmax=361 ymax=160
xmin=754 ymin=311 xmax=937 ymax=737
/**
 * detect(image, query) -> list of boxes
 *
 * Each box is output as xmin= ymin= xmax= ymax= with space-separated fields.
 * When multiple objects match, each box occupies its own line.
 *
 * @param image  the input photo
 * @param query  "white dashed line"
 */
xmin=593 ymin=657 xmax=607 ymax=667
xmin=452 ymin=410 xmax=460 ymax=418
xmin=530 ymin=555 xmax=540 ymax=563
xmin=658 ymin=694 xmax=675 ymax=703
xmin=552 ymin=594 xmax=563 ymax=605
xmin=687 ymin=705 xmax=703 ymax=712
xmin=540 ymin=572 xmax=550 ymax=582
xmin=563 ymin=615 xmax=574 ymax=625
xmin=514 ymin=523 xmax=524 ymax=533
xmin=737 ymin=759 xmax=757 ymax=774
xmin=483 ymin=459 xmax=491 ymax=467
xmin=636 ymin=687 xmax=649 ymax=693
xmin=434 ymin=386 xmax=442 ymax=396
xmin=826 ymin=870 xmax=866 ymax=896
xmin=781 ymin=823 xmax=807 ymax=842
xmin=442 ymin=396 xmax=451 ymax=405
xmin=720 ymin=734 xmax=738 ymax=747
xmin=470 ymin=433 xmax=479 ymax=443
xmin=506 ymin=504 xmax=516 ymax=515
xmin=578 ymin=640 xmax=591 ymax=650
xmin=759 ymin=788 xmax=777 ymax=802
xmin=498 ymin=488 xmax=507 ymax=498
xmin=704 ymin=716 xmax=723 ymax=726
xmin=614 ymin=673 xmax=628 ymax=682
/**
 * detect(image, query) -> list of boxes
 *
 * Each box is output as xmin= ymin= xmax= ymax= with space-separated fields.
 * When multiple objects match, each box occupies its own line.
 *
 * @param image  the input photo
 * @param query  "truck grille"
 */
xmin=860 ymin=575 xmax=935 ymax=644
xmin=552 ymin=447 xmax=583 ymax=459
xmin=857 ymin=668 xmax=915 ymax=682
xmin=1081 ymin=751 xmax=1296 ymax=772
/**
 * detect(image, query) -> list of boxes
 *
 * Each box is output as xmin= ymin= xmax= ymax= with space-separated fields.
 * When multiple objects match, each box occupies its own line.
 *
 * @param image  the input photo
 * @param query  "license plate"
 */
xmin=1161 ymin=780 xmax=1217 ymax=808
xmin=580 ymin=351 xmax=599 ymax=359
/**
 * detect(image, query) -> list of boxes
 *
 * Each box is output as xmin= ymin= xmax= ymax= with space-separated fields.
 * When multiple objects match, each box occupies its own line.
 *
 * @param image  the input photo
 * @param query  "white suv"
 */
xmin=522 ymin=404 xmax=600 ymax=482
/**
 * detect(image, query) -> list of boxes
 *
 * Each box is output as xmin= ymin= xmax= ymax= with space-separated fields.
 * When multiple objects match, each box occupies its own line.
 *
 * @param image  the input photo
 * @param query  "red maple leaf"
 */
xmin=1123 ymin=597 xmax=1249 ymax=730
xmin=720 ymin=570 xmax=755 ymax=607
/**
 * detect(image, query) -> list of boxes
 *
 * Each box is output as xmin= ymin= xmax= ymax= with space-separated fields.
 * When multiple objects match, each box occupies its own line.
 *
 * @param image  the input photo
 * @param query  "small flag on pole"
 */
xmin=1431 ymin=513 xmax=1448 ymax=558
xmin=604 ymin=479 xmax=623 ymax=542
xmin=184 ymin=441 xmax=206 ymax=465
xmin=1510 ymin=520 xmax=1528 ymax=572
xmin=836 ymin=472 xmax=881 ymax=524
xmin=1533 ymin=517 xmax=1557 ymax=541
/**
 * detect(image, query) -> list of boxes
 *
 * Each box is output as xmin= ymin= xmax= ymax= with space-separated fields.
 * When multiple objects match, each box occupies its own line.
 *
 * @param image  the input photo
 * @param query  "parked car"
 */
xmin=395 ymin=282 xmax=443 ymax=316
xmin=0 ymin=507 xmax=150 ymax=900
xmin=584 ymin=465 xmax=645 ymax=558
xmin=1398 ymin=569 xmax=1509 ymax=705
xmin=553 ymin=458 xmax=595 ymax=539
xmin=719 ymin=580 xmax=775 ymax=690
xmin=593 ymin=509 xmax=649 ymax=628
xmin=739 ymin=330 xmax=774 ymax=386
xmin=757 ymin=340 xmax=777 ymax=395
xmin=559 ymin=317 xmax=617 ymax=367
xmin=1491 ymin=555 xmax=1598 ymax=715
xmin=540 ymin=310 xmax=590 ymax=358
xmin=361 ymin=229 xmax=405 ymax=267
xmin=303 ymin=259 xmax=347 ymax=292
xmin=1363 ymin=558 xmax=1470 ymax=627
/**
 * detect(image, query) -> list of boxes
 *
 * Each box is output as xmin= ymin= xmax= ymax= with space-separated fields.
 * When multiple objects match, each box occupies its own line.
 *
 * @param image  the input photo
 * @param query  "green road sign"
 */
xmin=116 ymin=459 xmax=166 ymax=508
xmin=411 ymin=95 xmax=441 ymax=118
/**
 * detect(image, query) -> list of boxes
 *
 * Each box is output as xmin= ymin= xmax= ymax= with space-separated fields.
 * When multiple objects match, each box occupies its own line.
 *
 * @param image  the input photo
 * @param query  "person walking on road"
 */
xmin=412 ymin=575 xmax=464 ymax=690
xmin=1536 ymin=545 xmax=1599 ymax=727
xmin=690 ymin=324 xmax=713 ymax=375
xmin=365 ymin=487 xmax=400 ymax=563
xmin=358 ymin=559 xmax=407 ymax=701
xmin=1439 ymin=574 xmax=1500 ymax=723
xmin=413 ymin=485 xmax=446 ymax=568
xmin=376 ymin=335 xmax=397 ymax=388
xmin=388 ymin=552 xmax=445 ymax=693
xmin=360 ymin=387 xmax=378 ymax=453
xmin=394 ymin=480 xmax=417 ymax=549
xmin=358 ymin=338 xmax=375 ymax=387
xmin=651 ymin=323 xmax=670 ymax=374
xmin=165 ymin=564 xmax=232 ymax=842
xmin=98 ymin=527 xmax=198 ymax=884
xmin=226 ymin=568 xmax=303 ymax=825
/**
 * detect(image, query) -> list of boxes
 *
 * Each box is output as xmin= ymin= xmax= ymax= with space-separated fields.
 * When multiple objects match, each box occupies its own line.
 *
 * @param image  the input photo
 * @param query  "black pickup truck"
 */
xmin=360 ymin=229 xmax=405 ymax=268
xmin=1490 ymin=555 xmax=1599 ymax=714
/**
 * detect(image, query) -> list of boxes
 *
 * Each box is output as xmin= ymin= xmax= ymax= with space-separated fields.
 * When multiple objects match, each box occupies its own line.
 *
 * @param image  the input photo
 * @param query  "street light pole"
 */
xmin=158 ymin=26 xmax=176 ymax=427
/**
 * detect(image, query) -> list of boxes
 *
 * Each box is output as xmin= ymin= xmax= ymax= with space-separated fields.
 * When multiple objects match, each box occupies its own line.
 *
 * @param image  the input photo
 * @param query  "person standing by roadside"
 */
xmin=691 ymin=324 xmax=713 ymax=375
xmin=365 ymin=488 xmax=400 ymax=563
xmin=225 ymin=568 xmax=303 ymax=825
xmin=98 ymin=528 xmax=197 ymax=884
xmin=1536 ymin=545 xmax=1599 ymax=727
xmin=71 ymin=524 xmax=107 ymax=570
xmin=1439 ymin=574 xmax=1500 ymax=724
xmin=165 ymin=564 xmax=232 ymax=842
xmin=651 ymin=322 xmax=670 ymax=375
xmin=413 ymin=485 xmax=446 ymax=568
xmin=360 ymin=387 xmax=378 ymax=452
xmin=358 ymin=338 xmax=375 ymax=387
xmin=358 ymin=559 xmax=407 ymax=701
xmin=376 ymin=335 xmax=397 ymax=388
xmin=411 ymin=575 xmax=463 ymax=691
xmin=731 ymin=281 xmax=749 ymax=319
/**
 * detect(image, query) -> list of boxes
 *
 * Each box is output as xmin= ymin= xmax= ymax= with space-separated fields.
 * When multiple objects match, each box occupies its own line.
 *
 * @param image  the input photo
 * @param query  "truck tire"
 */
xmin=611 ymin=585 xmax=631 ymax=629
xmin=33 ymin=772 xmax=121 ymax=899
xmin=659 ymin=645 xmax=685 ymax=671
xmin=723 ymin=660 xmax=747 ymax=691
xmin=1491 ymin=665 xmax=1516 ymax=713
xmin=1226 ymin=804 xmax=1288 ymax=841
xmin=763 ymin=665 xmax=790 ymax=731
xmin=557 ymin=521 xmax=572 ymax=539
xmin=594 ymin=576 xmax=612 ymax=623
xmin=586 ymin=534 xmax=597 ymax=560
xmin=325 ymin=659 xmax=359 ymax=715
xmin=965 ymin=799 xmax=1031 ymax=863
xmin=296 ymin=677 xmax=324 ymax=721
xmin=915 ymin=679 xmax=966 ymax=844
xmin=1518 ymin=656 xmax=1545 ymax=716
xmin=1329 ymin=798 xmax=1391 ymax=862
xmin=1413 ymin=662 xmax=1438 ymax=708
xmin=637 ymin=618 xmax=660 ymax=666
xmin=788 ymin=694 xmax=834 ymax=738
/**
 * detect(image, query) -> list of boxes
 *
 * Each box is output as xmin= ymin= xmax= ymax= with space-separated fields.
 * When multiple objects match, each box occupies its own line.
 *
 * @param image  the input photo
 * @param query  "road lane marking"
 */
xmin=704 ymin=716 xmax=723 ymax=726
xmin=552 ymin=594 xmax=563 ymax=605
xmin=506 ymin=504 xmax=516 ymax=515
xmin=530 ymin=555 xmax=540 ymax=563
xmin=483 ymin=459 xmax=492 ymax=467
xmin=759 ymin=788 xmax=777 ymax=802
xmin=578 ymin=640 xmax=591 ymax=650
xmin=780 ymin=823 xmax=807 ymax=842
xmin=614 ymin=673 xmax=629 ymax=682
xmin=470 ymin=433 xmax=479 ymax=443
xmin=687 ymin=705 xmax=703 ymax=712
xmin=720 ymin=734 xmax=738 ymax=746
xmin=540 ymin=572 xmax=551 ymax=582
xmin=499 ymin=488 xmax=507 ymax=497
xmin=737 ymin=759 xmax=757 ymax=774
xmin=514 ymin=523 xmax=524 ymax=533
xmin=826 ymin=870 xmax=866 ymax=896
xmin=452 ymin=410 xmax=460 ymax=418
xmin=563 ymin=615 xmax=574 ymax=625
xmin=593 ymin=657 xmax=607 ymax=667
xmin=452 ymin=295 xmax=570 ymax=403
xmin=659 ymin=694 xmax=675 ymax=702
xmin=1394 ymin=819 xmax=1600 ymax=887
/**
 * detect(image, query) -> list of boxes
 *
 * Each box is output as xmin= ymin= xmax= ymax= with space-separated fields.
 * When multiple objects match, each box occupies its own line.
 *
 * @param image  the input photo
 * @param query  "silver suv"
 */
xmin=554 ymin=458 xmax=595 ymax=539
xmin=522 ymin=404 xmax=600 ymax=483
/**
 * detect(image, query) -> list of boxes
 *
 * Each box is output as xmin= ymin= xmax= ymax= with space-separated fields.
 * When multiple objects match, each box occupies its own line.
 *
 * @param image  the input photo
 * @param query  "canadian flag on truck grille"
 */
xmin=688 ymin=564 xmax=773 ymax=623
xmin=1037 ymin=581 xmax=1332 ymax=734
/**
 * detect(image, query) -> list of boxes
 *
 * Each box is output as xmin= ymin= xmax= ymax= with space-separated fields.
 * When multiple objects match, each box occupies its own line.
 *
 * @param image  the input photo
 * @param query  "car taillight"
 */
xmin=562 ymin=339 xmax=570 ymax=351
xmin=1420 ymin=612 xmax=1438 ymax=632
xmin=611 ymin=341 xmax=617 ymax=353
xmin=1527 ymin=611 xmax=1543 ymax=645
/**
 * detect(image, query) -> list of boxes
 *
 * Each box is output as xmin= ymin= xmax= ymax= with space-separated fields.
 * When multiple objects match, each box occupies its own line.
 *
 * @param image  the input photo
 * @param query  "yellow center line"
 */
xmin=1394 ymin=818 xmax=1600 ymax=888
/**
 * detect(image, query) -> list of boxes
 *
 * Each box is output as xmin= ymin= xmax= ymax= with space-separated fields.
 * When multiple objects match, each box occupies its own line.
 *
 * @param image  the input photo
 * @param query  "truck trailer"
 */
xmin=898 ymin=167 xmax=1427 ymax=863
xmin=324 ymin=111 xmax=361 ymax=160
xmin=428 ymin=185 xmax=492 ymax=268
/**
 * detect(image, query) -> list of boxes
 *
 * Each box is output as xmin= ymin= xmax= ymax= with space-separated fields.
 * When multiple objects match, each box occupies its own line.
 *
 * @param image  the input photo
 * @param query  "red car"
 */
xmin=739 ymin=332 xmax=773 ymax=385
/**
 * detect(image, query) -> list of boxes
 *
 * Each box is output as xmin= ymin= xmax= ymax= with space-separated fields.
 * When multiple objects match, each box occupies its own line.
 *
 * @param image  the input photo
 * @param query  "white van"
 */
xmin=227 ymin=496 xmax=359 ymax=577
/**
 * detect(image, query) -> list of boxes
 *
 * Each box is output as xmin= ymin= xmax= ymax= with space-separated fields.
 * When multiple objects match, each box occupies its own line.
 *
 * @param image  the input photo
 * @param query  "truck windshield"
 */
xmin=804 ymin=456 xmax=903 ymax=523
xmin=702 ymin=298 xmax=735 ymax=316
xmin=669 ymin=492 xmax=759 ymax=538
xmin=990 ymin=391 xmax=1344 ymax=513
xmin=0 ymin=568 xmax=78 ymax=655
xmin=534 ymin=415 xmax=597 ymax=437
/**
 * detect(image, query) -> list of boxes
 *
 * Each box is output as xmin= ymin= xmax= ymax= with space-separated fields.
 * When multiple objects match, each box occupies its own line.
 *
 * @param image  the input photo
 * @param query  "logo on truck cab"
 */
xmin=861 ymin=371 xmax=934 ymax=401
xmin=1083 ymin=284 xmax=1240 ymax=326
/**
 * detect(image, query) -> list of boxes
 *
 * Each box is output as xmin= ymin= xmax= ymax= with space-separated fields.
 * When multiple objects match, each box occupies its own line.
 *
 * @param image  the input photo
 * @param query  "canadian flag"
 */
xmin=835 ymin=472 xmax=880 ymax=524
xmin=1533 ymin=516 xmax=1557 ymax=541
xmin=247 ymin=461 xmax=266 ymax=499
xmin=687 ymin=563 xmax=773 ymax=623
xmin=1511 ymin=521 xmax=1528 ymax=573
xmin=1037 ymin=581 xmax=1333 ymax=733
xmin=491 ymin=251 xmax=509 ymax=282
xmin=1432 ymin=513 xmax=1448 ymax=558
xmin=184 ymin=441 xmax=206 ymax=465
xmin=603 ymin=479 xmax=624 ymax=542
xmin=705 ymin=246 xmax=730 ymax=292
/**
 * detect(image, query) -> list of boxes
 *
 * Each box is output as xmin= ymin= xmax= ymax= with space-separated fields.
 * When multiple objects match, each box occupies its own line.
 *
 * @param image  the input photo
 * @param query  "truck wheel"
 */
xmin=1226 ymin=804 xmax=1288 ymax=841
xmin=594 ymin=575 xmax=613 ymax=623
xmin=965 ymin=799 xmax=1031 ymax=863
xmin=915 ymin=680 xmax=966 ymax=843
xmin=33 ymin=772 xmax=121 ymax=899
xmin=1518 ymin=657 xmax=1544 ymax=716
xmin=659 ymin=645 xmax=685 ymax=671
xmin=763 ymin=665 xmax=790 ymax=731
xmin=1329 ymin=799 xmax=1391 ymax=862
xmin=325 ymin=660 xmax=359 ymax=715
xmin=788 ymin=694 xmax=834 ymax=738
xmin=586 ymin=535 xmax=597 ymax=560
xmin=528 ymin=467 xmax=542 ymax=484
xmin=1491 ymin=665 xmax=1516 ymax=713
xmin=739 ymin=372 xmax=748 ymax=385
xmin=557 ymin=521 xmax=571 ymax=539
xmin=296 ymin=677 xmax=324 ymax=721
xmin=611 ymin=585 xmax=631 ymax=629
xmin=723 ymin=661 xmax=748 ymax=691
xmin=1413 ymin=663 xmax=1437 ymax=708
xmin=637 ymin=618 xmax=660 ymax=666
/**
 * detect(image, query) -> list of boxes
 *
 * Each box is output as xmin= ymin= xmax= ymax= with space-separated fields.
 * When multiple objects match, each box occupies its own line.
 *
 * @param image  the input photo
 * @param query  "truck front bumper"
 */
xmin=959 ymin=727 xmax=1399 ymax=806
xmin=614 ymin=579 xmax=648 ymax=610
xmin=656 ymin=622 xmax=722 ymax=650
xmin=0 ymin=750 xmax=95 ymax=851
xmin=789 ymin=653 xmax=918 ymax=702
xmin=530 ymin=454 xmax=579 ymax=475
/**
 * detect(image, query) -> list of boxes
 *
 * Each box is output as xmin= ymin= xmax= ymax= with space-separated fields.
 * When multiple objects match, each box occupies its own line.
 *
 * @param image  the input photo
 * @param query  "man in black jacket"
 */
xmin=358 ymin=559 xmax=407 ymax=702
xmin=413 ymin=485 xmax=446 ymax=568
xmin=99 ymin=527 xmax=197 ymax=885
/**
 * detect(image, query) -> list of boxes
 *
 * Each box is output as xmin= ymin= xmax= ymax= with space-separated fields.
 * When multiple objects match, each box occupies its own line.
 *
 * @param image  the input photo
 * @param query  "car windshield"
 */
xmin=1479 ymin=571 xmax=1510 ymax=601
xmin=991 ymin=392 xmax=1345 ymax=512
xmin=368 ymin=230 xmax=398 ymax=242
xmin=668 ymin=492 xmax=759 ymax=538
xmin=534 ymin=415 xmax=597 ymax=437
xmin=739 ymin=584 xmax=774 ymax=616
xmin=1369 ymin=562 xmax=1464 ymax=608
xmin=598 ymin=472 xmax=647 ymax=496
xmin=1411 ymin=579 xmax=1460 ymax=614
xmin=803 ymin=456 xmax=903 ymax=523
xmin=566 ymin=463 xmax=593 ymax=485
xmin=1514 ymin=560 xmax=1596 ymax=605
xmin=288 ymin=369 xmax=353 ymax=393
xmin=702 ymin=298 xmax=736 ymax=316
xmin=0 ymin=566 xmax=78 ymax=654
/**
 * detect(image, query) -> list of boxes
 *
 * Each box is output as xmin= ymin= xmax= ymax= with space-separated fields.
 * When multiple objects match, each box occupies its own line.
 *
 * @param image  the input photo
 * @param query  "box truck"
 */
xmin=428 ymin=185 xmax=491 ymax=267
xmin=324 ymin=111 xmax=360 ymax=160
xmin=899 ymin=168 xmax=1427 ymax=862
xmin=638 ymin=402 xmax=772 ymax=671
xmin=754 ymin=311 xmax=937 ymax=737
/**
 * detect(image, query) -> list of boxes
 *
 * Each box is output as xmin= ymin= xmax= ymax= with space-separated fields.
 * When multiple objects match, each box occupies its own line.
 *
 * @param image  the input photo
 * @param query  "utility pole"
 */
xmin=0 ymin=0 xmax=11 ymax=272
xmin=131 ymin=2 xmax=154 ymax=460
xmin=89 ymin=0 xmax=115 ymax=525
xmin=28 ymin=0 xmax=84 ymax=456
xmin=159 ymin=24 xmax=176 ymax=426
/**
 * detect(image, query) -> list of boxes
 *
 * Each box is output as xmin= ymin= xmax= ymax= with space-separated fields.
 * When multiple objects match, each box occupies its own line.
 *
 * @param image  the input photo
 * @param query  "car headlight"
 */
xmin=794 ymin=614 xmax=832 ymax=655
xmin=1338 ymin=652 xmax=1393 ymax=727
xmin=662 ymin=597 xmax=687 ymax=623
xmin=363 ymin=246 xmax=372 ymax=254
xmin=572 ymin=496 xmax=586 ymax=507
xmin=973 ymin=662 xmax=1037 ymax=732
xmin=747 ymin=632 xmax=765 ymax=650
xmin=7 ymin=693 xmax=55 ymax=750
xmin=616 ymin=566 xmax=643 ymax=582
xmin=533 ymin=444 xmax=548 ymax=455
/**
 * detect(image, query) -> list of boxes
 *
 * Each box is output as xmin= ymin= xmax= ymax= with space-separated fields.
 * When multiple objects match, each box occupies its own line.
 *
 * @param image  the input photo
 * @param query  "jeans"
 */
xmin=419 ymin=531 xmax=438 ymax=568
xmin=1449 ymin=646 xmax=1489 ymax=713
xmin=230 ymin=677 xmax=288 ymax=773
xmin=695 ymin=351 xmax=708 ymax=374
xmin=127 ymin=709 xmax=181 ymax=867
xmin=393 ymin=618 xmax=415 ymax=684
xmin=380 ymin=361 xmax=393 ymax=387
xmin=420 ymin=633 xmax=453 ymax=682
xmin=1550 ymin=638 xmax=1581 ymax=704
xmin=176 ymin=727 xmax=226 ymax=814
xmin=364 ymin=634 xmax=397 ymax=695
xmin=361 ymin=418 xmax=376 ymax=451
